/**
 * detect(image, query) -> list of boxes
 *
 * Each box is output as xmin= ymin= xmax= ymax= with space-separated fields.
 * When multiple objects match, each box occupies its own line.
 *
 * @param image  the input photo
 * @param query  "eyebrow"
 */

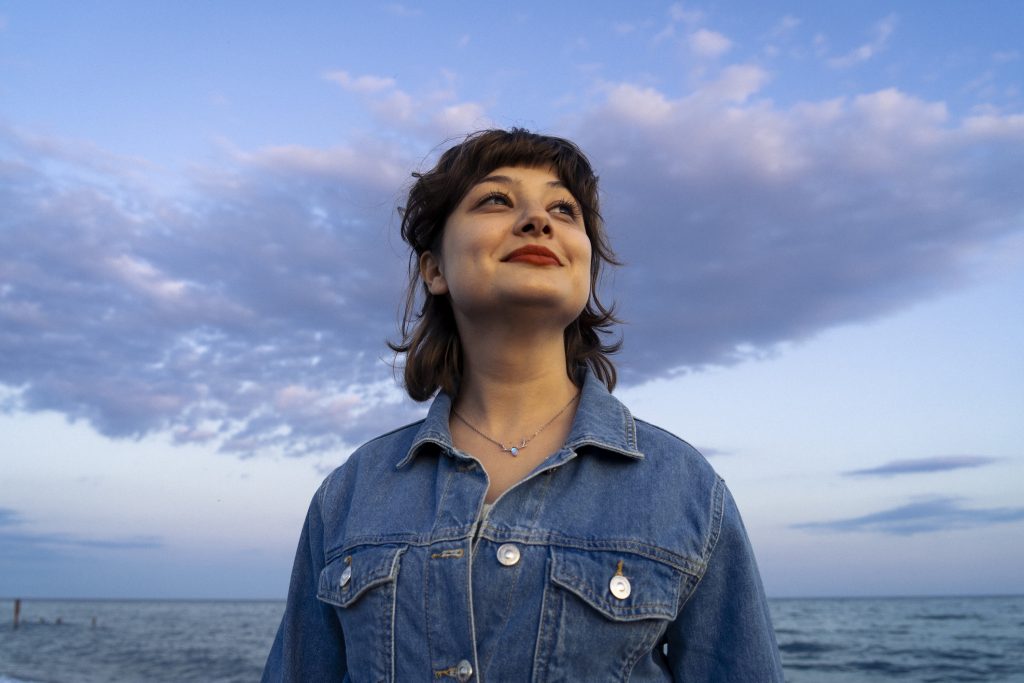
xmin=477 ymin=174 xmax=566 ymax=189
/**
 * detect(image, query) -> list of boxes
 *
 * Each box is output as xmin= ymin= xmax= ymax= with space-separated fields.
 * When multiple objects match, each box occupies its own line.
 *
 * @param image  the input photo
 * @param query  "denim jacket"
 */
xmin=263 ymin=370 xmax=783 ymax=682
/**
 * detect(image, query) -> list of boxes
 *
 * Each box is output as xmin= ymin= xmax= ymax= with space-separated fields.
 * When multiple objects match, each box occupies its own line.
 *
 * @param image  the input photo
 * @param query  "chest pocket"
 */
xmin=535 ymin=547 xmax=688 ymax=682
xmin=318 ymin=544 xmax=406 ymax=683
xmin=550 ymin=546 xmax=683 ymax=621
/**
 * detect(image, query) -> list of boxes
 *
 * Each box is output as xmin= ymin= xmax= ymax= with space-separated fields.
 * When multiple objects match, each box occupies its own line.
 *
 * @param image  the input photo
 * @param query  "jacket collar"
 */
xmin=397 ymin=368 xmax=644 ymax=469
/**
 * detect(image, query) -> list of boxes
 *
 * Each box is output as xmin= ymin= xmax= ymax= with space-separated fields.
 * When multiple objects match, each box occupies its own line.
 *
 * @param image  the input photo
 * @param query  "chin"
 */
xmin=507 ymin=295 xmax=588 ymax=323
xmin=452 ymin=282 xmax=589 ymax=323
xmin=503 ymin=285 xmax=586 ymax=308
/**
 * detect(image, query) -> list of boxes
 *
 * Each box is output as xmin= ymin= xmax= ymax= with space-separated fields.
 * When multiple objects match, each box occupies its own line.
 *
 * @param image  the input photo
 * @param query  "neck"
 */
xmin=452 ymin=314 xmax=579 ymax=437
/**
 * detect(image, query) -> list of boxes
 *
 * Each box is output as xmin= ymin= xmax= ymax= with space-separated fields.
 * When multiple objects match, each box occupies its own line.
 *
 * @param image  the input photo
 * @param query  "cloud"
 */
xmin=762 ymin=16 xmax=801 ymax=57
xmin=0 ymin=508 xmax=21 ymax=526
xmin=688 ymin=29 xmax=732 ymax=59
xmin=384 ymin=3 xmax=422 ymax=18
xmin=0 ymin=532 xmax=162 ymax=560
xmin=654 ymin=3 xmax=704 ymax=44
xmin=702 ymin=64 xmax=770 ymax=103
xmin=668 ymin=3 xmax=703 ymax=25
xmin=845 ymin=455 xmax=1000 ymax=477
xmin=433 ymin=103 xmax=489 ymax=137
xmin=574 ymin=82 xmax=1024 ymax=383
xmin=828 ymin=14 xmax=896 ymax=68
xmin=322 ymin=69 xmax=488 ymax=140
xmin=0 ymin=124 xmax=423 ymax=453
xmin=0 ymin=508 xmax=161 ymax=561
xmin=794 ymin=497 xmax=1024 ymax=535
xmin=324 ymin=70 xmax=396 ymax=95
xmin=2 ymin=70 xmax=1023 ymax=455
xmin=770 ymin=15 xmax=801 ymax=38
xmin=603 ymin=84 xmax=673 ymax=125
xmin=963 ymin=111 xmax=1024 ymax=137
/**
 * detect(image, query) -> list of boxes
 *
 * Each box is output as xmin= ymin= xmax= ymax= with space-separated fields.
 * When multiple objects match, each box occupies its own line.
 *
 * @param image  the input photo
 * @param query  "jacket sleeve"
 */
xmin=262 ymin=486 xmax=348 ymax=682
xmin=663 ymin=483 xmax=785 ymax=681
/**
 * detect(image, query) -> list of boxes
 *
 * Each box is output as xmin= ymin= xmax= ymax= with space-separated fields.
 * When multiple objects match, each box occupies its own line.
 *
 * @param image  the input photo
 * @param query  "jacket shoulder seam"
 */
xmin=675 ymin=474 xmax=726 ymax=613
xmin=633 ymin=418 xmax=705 ymax=457
xmin=358 ymin=418 xmax=426 ymax=447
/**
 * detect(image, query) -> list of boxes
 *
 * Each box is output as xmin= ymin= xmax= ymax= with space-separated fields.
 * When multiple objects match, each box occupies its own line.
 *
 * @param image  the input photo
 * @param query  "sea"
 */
xmin=0 ymin=595 xmax=1022 ymax=682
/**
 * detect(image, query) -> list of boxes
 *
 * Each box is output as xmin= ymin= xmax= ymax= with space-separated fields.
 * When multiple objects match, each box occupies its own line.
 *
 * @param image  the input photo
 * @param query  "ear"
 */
xmin=419 ymin=250 xmax=448 ymax=295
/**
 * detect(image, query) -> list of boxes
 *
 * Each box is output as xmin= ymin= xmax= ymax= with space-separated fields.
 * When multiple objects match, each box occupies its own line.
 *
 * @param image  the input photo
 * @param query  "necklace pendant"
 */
xmin=503 ymin=439 xmax=527 ymax=456
xmin=453 ymin=392 xmax=578 ymax=459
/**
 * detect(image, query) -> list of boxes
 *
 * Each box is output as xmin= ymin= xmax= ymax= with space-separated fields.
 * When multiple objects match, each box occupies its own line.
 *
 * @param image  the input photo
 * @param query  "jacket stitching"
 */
xmin=675 ymin=475 xmax=726 ymax=614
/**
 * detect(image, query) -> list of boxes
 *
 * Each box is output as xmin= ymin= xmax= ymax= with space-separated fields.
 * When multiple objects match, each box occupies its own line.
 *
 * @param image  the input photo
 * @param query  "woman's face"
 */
xmin=420 ymin=165 xmax=592 ymax=328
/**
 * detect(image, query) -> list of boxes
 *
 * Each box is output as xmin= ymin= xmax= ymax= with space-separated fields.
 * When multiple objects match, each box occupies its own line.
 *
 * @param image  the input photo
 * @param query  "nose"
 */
xmin=514 ymin=200 xmax=552 ymax=236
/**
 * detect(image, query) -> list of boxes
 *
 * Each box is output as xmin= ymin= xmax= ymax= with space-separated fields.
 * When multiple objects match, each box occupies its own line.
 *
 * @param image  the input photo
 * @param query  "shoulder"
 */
xmin=310 ymin=418 xmax=435 ymax=548
xmin=633 ymin=418 xmax=708 ymax=462
xmin=628 ymin=416 xmax=727 ymax=549
xmin=630 ymin=418 xmax=757 ymax=568
xmin=632 ymin=417 xmax=721 ymax=488
xmin=317 ymin=419 xmax=425 ymax=499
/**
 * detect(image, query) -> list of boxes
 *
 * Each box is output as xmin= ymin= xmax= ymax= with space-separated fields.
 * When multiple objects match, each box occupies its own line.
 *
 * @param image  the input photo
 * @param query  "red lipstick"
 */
xmin=502 ymin=245 xmax=561 ymax=266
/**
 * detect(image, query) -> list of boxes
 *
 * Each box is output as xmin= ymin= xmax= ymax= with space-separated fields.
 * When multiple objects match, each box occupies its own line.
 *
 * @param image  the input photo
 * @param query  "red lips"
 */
xmin=502 ymin=245 xmax=562 ymax=266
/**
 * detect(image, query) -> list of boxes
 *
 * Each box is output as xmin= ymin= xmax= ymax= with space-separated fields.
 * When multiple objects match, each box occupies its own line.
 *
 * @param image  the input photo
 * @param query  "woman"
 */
xmin=263 ymin=129 xmax=783 ymax=681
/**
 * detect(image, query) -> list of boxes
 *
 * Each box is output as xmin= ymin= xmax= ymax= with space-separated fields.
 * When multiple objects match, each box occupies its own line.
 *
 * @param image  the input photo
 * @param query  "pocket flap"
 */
xmin=550 ymin=547 xmax=681 ymax=622
xmin=318 ymin=544 xmax=405 ymax=608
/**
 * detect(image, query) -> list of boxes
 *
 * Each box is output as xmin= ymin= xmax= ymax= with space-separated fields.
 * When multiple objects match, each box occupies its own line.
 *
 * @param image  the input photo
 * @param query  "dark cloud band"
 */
xmin=845 ymin=455 xmax=999 ymax=477
xmin=793 ymin=496 xmax=1024 ymax=536
xmin=2 ymin=80 xmax=1023 ymax=456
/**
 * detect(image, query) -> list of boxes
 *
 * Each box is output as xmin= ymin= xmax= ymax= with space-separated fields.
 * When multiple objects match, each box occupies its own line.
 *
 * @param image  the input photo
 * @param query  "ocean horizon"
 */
xmin=2 ymin=595 xmax=1023 ymax=681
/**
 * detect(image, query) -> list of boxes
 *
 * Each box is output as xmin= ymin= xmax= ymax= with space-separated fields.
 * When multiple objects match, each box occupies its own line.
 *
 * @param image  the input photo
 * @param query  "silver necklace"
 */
xmin=452 ymin=392 xmax=579 ymax=456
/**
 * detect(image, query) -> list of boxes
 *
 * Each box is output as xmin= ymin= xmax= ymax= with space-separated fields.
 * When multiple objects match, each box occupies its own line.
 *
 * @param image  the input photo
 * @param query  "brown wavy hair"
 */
xmin=390 ymin=128 xmax=621 ymax=401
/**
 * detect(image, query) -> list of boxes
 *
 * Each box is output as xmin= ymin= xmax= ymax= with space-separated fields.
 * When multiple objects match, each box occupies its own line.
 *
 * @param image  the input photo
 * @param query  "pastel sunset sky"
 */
xmin=1 ymin=1 xmax=1022 ymax=598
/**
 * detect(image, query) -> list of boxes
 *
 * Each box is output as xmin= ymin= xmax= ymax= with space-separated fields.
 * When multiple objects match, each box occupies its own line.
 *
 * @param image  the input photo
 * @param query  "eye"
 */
xmin=551 ymin=199 xmax=581 ymax=220
xmin=476 ymin=191 xmax=512 ymax=208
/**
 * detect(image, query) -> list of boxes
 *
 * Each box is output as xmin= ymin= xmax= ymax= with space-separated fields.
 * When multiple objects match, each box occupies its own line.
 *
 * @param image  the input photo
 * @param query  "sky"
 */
xmin=1 ymin=1 xmax=1022 ymax=599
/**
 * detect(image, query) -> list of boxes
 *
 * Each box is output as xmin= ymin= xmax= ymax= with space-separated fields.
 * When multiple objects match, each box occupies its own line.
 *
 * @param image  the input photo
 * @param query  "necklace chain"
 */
xmin=452 ymin=392 xmax=580 ymax=456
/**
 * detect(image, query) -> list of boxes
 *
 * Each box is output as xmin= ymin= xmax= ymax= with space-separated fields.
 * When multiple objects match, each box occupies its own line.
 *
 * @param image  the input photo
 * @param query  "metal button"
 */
xmin=497 ymin=543 xmax=521 ymax=567
xmin=339 ymin=565 xmax=352 ymax=588
xmin=455 ymin=659 xmax=473 ymax=681
xmin=609 ymin=574 xmax=631 ymax=600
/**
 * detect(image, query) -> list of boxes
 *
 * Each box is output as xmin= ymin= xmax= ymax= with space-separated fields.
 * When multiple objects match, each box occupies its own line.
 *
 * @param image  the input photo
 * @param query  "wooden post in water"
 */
xmin=13 ymin=599 xmax=20 ymax=629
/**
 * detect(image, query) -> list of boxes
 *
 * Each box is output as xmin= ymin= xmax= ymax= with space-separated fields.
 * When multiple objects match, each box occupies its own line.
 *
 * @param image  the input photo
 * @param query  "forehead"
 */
xmin=470 ymin=165 xmax=568 ymax=190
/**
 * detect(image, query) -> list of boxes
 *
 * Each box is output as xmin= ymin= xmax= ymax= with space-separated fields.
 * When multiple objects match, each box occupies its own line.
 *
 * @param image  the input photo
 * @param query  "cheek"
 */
xmin=439 ymin=217 xmax=480 ymax=261
xmin=574 ymin=235 xmax=594 ymax=276
xmin=437 ymin=226 xmax=486 ymax=294
xmin=581 ymin=237 xmax=593 ymax=264
xmin=573 ymin=239 xmax=594 ymax=302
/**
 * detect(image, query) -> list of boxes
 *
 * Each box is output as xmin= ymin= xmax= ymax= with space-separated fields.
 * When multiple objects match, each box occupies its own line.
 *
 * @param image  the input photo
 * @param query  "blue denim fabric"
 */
xmin=263 ymin=370 xmax=783 ymax=682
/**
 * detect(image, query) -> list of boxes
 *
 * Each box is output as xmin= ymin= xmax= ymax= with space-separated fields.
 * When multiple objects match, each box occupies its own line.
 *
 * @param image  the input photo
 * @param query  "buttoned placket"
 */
xmin=445 ymin=445 xmax=579 ymax=682
xmin=395 ymin=373 xmax=646 ymax=682
xmin=263 ymin=366 xmax=785 ymax=682
xmin=426 ymin=451 xmax=487 ymax=682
